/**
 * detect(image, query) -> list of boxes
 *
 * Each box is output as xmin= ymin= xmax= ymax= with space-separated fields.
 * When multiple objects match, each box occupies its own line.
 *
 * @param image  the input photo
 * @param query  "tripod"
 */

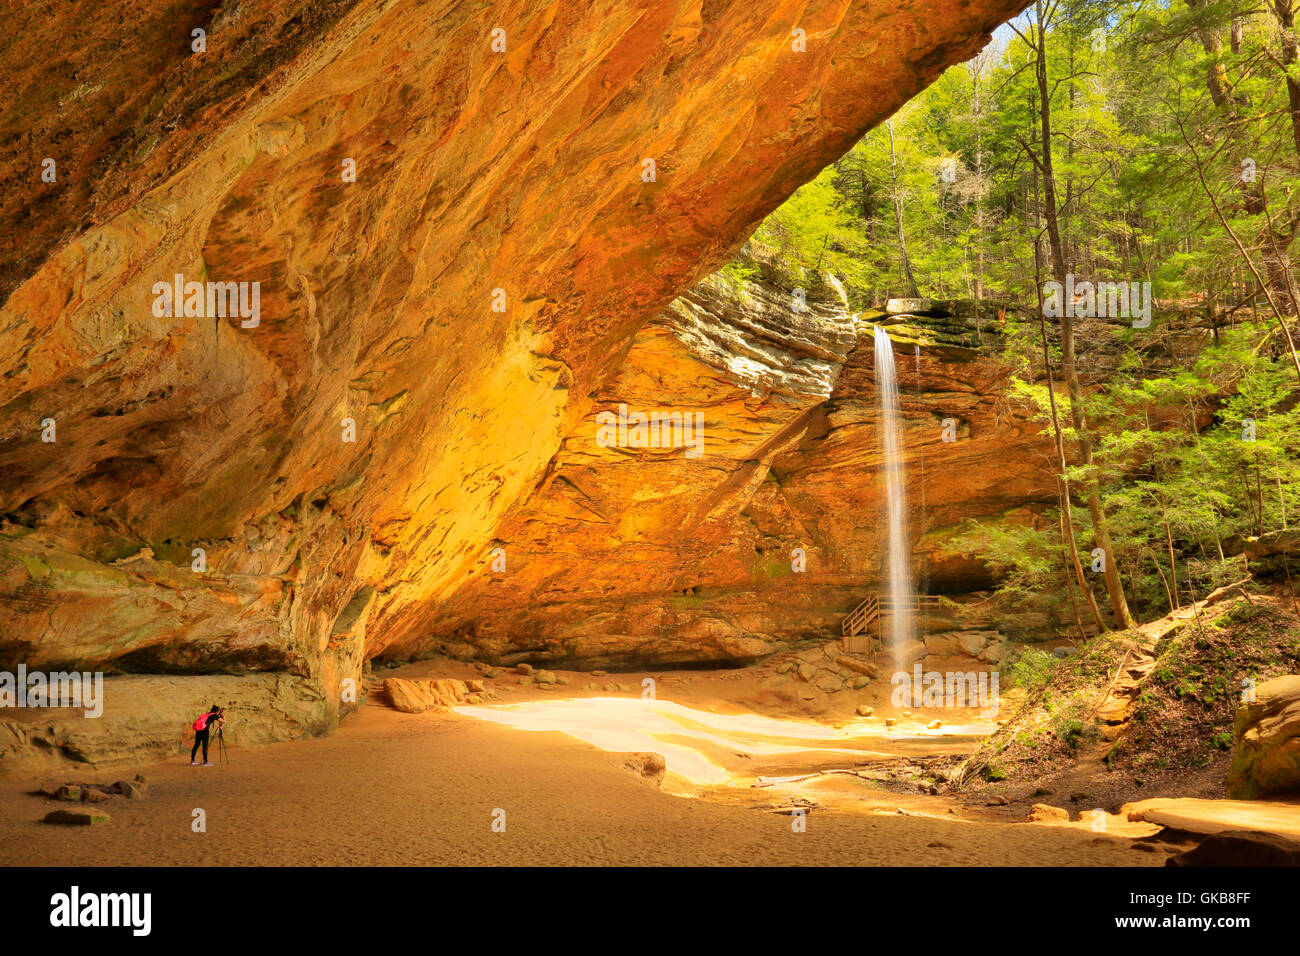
xmin=212 ymin=724 xmax=229 ymax=765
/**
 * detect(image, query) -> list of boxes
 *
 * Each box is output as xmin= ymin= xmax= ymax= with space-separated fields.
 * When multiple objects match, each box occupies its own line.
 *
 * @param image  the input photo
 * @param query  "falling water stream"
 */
xmin=874 ymin=325 xmax=914 ymax=670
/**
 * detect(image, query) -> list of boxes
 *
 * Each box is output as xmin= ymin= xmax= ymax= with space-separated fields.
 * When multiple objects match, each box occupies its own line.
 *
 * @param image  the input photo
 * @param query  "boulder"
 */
xmin=383 ymin=678 xmax=471 ymax=714
xmin=923 ymin=633 xmax=962 ymax=657
xmin=1027 ymin=804 xmax=1069 ymax=823
xmin=44 ymin=810 xmax=109 ymax=826
xmin=1167 ymin=830 xmax=1300 ymax=867
xmin=117 ymin=780 xmax=146 ymax=800
xmin=981 ymin=642 xmax=1007 ymax=665
xmin=815 ymin=673 xmax=844 ymax=694
xmin=958 ymin=631 xmax=996 ymax=657
xmin=1226 ymin=675 xmax=1300 ymax=799
xmin=837 ymin=656 xmax=877 ymax=677
xmin=885 ymin=297 xmax=938 ymax=316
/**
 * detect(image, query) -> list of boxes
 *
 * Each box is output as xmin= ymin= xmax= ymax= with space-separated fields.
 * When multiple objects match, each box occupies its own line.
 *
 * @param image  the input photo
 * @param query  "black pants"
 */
xmin=191 ymin=728 xmax=209 ymax=762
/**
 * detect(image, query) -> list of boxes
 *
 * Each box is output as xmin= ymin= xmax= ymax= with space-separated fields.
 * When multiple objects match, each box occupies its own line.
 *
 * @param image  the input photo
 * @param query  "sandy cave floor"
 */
xmin=0 ymin=660 xmax=1199 ymax=867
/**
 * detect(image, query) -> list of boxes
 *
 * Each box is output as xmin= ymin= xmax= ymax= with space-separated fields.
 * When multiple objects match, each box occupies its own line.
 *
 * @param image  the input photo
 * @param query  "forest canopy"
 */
xmin=743 ymin=0 xmax=1300 ymax=633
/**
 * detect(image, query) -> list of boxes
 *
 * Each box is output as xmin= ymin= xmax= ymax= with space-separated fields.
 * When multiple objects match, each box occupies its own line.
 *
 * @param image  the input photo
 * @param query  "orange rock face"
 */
xmin=396 ymin=270 xmax=1058 ymax=668
xmin=0 ymin=0 xmax=1030 ymax=723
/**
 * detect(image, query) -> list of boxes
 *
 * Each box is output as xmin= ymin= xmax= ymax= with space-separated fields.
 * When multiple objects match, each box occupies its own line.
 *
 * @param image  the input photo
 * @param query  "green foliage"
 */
xmin=1006 ymin=646 xmax=1057 ymax=692
xmin=735 ymin=0 xmax=1300 ymax=633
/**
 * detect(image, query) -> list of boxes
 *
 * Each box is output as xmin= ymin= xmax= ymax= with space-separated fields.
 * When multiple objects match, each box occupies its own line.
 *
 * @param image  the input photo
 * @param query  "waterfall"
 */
xmin=874 ymin=325 xmax=914 ymax=668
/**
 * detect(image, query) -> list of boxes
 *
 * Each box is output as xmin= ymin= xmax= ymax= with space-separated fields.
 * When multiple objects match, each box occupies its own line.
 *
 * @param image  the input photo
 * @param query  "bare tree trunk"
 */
xmin=887 ymin=119 xmax=921 ymax=298
xmin=1024 ymin=2 xmax=1134 ymax=628
xmin=1039 ymin=310 xmax=1105 ymax=632
xmin=1159 ymin=492 xmax=1181 ymax=609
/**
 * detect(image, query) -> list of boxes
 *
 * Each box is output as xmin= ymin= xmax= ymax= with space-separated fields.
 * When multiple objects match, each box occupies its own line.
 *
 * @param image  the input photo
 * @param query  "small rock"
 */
xmin=852 ymin=676 xmax=871 ymax=690
xmin=556 ymin=675 xmax=570 ymax=685
xmin=591 ymin=670 xmax=607 ymax=677
xmin=814 ymin=673 xmax=843 ymax=694
xmin=622 ymin=752 xmax=667 ymax=787
xmin=465 ymin=694 xmax=483 ymax=705
xmin=83 ymin=788 xmax=110 ymax=803
xmin=516 ymin=663 xmax=534 ymax=675
xmin=518 ymin=676 xmax=534 ymax=686
xmin=776 ymin=662 xmax=793 ymax=675
xmin=856 ymin=705 xmax=874 ymax=717
xmin=797 ymin=663 xmax=817 ymax=682
xmin=44 ymin=809 xmax=109 ymax=826
xmin=603 ymin=682 xmax=620 ymax=692
xmin=466 ymin=679 xmax=486 ymax=693
xmin=987 ymin=795 xmax=1011 ymax=806
xmin=884 ymin=717 xmax=897 ymax=728
xmin=1027 ymin=803 xmax=1070 ymax=823
xmin=927 ymin=719 xmax=942 ymax=730
xmin=56 ymin=785 xmax=81 ymax=802
xmin=482 ymin=667 xmax=498 ymax=678
xmin=535 ymin=670 xmax=557 ymax=685
xmin=902 ymin=711 xmax=913 ymax=718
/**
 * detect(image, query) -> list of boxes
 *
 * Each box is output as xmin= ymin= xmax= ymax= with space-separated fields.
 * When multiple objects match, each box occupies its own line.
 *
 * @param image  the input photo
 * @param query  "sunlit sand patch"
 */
xmin=456 ymin=696 xmax=992 ymax=789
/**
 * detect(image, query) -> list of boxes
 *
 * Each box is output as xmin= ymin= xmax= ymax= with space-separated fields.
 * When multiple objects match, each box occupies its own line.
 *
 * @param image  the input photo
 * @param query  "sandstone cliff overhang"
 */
xmin=0 ymin=0 xmax=1030 ymax=696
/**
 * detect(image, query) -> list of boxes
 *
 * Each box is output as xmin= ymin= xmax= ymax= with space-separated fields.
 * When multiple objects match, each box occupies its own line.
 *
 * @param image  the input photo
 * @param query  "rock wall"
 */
xmin=0 ymin=0 xmax=1032 ymax=750
xmin=400 ymin=264 xmax=1059 ymax=668
xmin=0 ymin=673 xmax=335 ymax=773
